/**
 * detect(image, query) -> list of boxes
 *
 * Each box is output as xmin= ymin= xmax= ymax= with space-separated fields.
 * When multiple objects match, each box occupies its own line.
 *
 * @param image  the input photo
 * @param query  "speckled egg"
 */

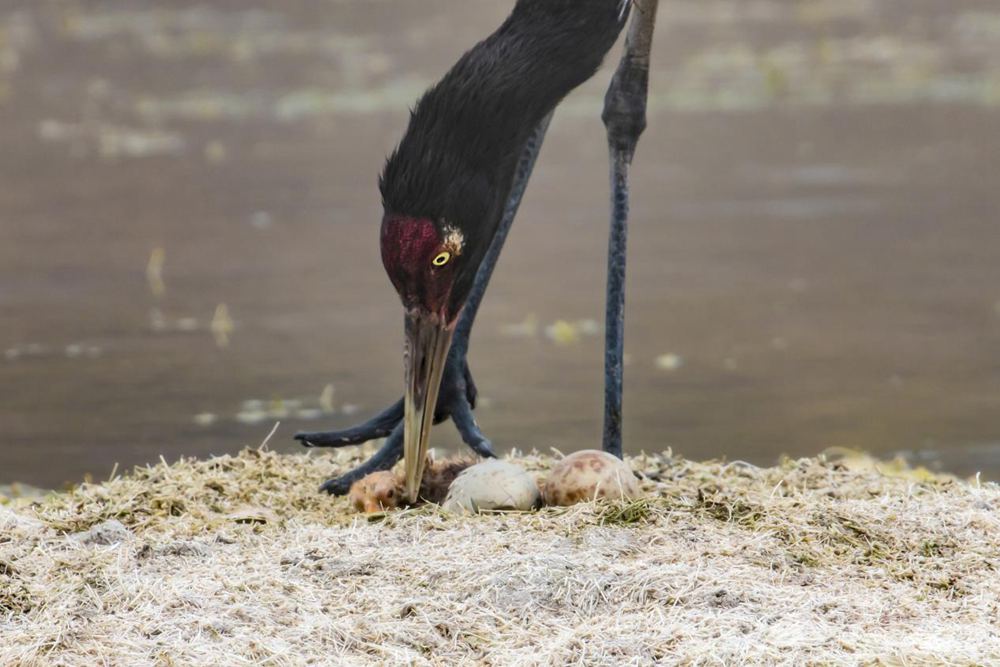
xmin=442 ymin=459 xmax=541 ymax=514
xmin=543 ymin=450 xmax=640 ymax=506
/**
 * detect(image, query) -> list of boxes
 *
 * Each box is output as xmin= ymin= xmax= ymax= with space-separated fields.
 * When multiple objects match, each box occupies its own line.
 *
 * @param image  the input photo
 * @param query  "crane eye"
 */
xmin=432 ymin=251 xmax=451 ymax=267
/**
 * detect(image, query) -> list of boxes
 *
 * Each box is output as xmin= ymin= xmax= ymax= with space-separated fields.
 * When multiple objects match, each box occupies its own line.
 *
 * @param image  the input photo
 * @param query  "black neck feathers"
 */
xmin=380 ymin=0 xmax=627 ymax=243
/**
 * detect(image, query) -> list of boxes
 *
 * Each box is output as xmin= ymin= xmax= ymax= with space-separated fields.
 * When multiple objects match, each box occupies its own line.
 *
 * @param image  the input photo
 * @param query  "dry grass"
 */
xmin=2 ymin=446 xmax=999 ymax=665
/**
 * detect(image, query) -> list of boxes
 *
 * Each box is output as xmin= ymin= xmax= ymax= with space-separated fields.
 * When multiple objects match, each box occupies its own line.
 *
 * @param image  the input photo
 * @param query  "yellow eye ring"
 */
xmin=432 ymin=251 xmax=451 ymax=267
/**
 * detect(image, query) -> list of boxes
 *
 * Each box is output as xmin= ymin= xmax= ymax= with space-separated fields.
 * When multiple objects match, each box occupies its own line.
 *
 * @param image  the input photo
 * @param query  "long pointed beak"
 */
xmin=402 ymin=310 xmax=454 ymax=503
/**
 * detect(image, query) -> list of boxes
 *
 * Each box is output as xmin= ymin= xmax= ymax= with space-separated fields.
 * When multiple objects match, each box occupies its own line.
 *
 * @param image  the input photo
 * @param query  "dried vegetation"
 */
xmin=1 ymin=446 xmax=998 ymax=665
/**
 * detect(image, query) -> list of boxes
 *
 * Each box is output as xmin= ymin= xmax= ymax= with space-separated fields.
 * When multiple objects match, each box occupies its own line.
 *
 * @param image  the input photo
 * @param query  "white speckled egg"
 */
xmin=442 ymin=459 xmax=541 ymax=514
xmin=543 ymin=450 xmax=640 ymax=506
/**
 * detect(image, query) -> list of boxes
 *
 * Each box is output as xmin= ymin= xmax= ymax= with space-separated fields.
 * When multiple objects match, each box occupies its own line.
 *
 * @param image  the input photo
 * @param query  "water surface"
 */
xmin=2 ymin=0 xmax=999 ymax=486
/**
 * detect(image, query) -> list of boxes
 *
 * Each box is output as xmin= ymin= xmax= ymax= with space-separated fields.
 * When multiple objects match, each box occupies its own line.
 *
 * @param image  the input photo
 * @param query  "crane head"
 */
xmin=380 ymin=214 xmax=468 ymax=503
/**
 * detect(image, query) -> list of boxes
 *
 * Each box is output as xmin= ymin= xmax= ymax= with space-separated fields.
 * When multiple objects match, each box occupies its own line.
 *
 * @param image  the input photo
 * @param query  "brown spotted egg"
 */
xmin=543 ymin=450 xmax=640 ymax=506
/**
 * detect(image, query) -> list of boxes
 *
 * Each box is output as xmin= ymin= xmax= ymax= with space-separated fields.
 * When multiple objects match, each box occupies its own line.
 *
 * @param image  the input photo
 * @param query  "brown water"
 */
xmin=2 ymin=0 xmax=999 ymax=488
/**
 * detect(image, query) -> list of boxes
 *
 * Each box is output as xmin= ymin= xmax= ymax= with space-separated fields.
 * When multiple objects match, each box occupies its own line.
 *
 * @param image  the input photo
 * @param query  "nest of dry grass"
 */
xmin=2 ymin=446 xmax=998 ymax=665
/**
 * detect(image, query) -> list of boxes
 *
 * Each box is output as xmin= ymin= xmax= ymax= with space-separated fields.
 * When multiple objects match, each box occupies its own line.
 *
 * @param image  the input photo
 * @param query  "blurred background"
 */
xmin=1 ymin=0 xmax=999 ymax=488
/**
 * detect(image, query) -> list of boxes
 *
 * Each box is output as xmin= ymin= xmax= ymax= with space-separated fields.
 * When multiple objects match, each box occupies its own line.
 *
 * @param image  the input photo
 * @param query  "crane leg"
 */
xmin=601 ymin=0 xmax=659 ymax=458
xmin=297 ymin=115 xmax=553 ymax=495
xmin=318 ymin=422 xmax=403 ymax=494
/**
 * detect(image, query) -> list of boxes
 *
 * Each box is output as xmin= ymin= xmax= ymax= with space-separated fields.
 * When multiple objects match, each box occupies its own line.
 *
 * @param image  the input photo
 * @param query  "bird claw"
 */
xmin=294 ymin=399 xmax=403 ymax=449
xmin=297 ymin=354 xmax=494 ymax=495
xmin=318 ymin=475 xmax=354 ymax=496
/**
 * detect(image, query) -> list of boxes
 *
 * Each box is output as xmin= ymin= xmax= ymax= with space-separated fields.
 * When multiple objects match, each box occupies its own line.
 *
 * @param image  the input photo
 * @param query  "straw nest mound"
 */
xmin=2 ymin=447 xmax=998 ymax=665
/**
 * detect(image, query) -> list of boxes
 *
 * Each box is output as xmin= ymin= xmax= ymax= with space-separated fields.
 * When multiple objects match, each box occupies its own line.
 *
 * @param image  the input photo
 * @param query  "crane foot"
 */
xmin=295 ymin=350 xmax=496 ymax=495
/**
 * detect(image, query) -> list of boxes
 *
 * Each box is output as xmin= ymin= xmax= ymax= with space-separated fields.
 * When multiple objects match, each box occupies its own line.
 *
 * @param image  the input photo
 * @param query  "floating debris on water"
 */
xmin=341 ymin=403 xmax=360 ymax=417
xmin=249 ymin=211 xmax=272 ymax=230
xmin=149 ymin=298 xmax=236 ymax=348
xmin=503 ymin=316 xmax=601 ymax=345
xmin=36 ymin=119 xmax=73 ymax=142
xmin=234 ymin=394 xmax=340 ymax=425
xmin=175 ymin=318 xmax=199 ymax=332
xmin=146 ymin=248 xmax=166 ymax=298
xmin=149 ymin=312 xmax=219 ymax=336
xmin=545 ymin=321 xmax=578 ymax=345
xmin=3 ymin=343 xmax=60 ymax=361
xmin=203 ymin=140 xmax=227 ymax=164
xmin=655 ymin=353 xmax=684 ymax=371
xmin=544 ymin=319 xmax=601 ymax=345
xmin=99 ymin=126 xmax=185 ymax=159
xmin=499 ymin=313 xmax=538 ymax=338
xmin=236 ymin=409 xmax=268 ymax=425
xmin=267 ymin=399 xmax=290 ymax=419
xmin=148 ymin=308 xmax=167 ymax=332
xmin=544 ymin=320 xmax=579 ymax=345
xmin=5 ymin=342 xmax=102 ymax=361
xmin=210 ymin=303 xmax=234 ymax=348
xmin=318 ymin=384 xmax=335 ymax=414
xmin=193 ymin=413 xmax=218 ymax=427
xmin=38 ymin=119 xmax=185 ymax=159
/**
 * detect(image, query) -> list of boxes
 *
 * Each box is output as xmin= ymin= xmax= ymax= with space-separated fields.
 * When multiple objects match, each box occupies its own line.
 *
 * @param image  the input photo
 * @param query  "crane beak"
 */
xmin=402 ymin=309 xmax=454 ymax=503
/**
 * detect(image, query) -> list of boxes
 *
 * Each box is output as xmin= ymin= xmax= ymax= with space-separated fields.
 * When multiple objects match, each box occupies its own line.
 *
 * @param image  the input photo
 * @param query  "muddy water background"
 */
xmin=1 ymin=0 xmax=999 ymax=487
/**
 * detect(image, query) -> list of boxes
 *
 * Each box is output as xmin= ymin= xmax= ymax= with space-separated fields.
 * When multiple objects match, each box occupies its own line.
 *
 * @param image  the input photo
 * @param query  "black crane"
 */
xmin=296 ymin=0 xmax=660 ymax=502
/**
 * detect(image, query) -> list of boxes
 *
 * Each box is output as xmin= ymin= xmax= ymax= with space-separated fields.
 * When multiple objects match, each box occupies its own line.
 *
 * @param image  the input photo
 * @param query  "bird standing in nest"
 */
xmin=298 ymin=0 xmax=660 ymax=502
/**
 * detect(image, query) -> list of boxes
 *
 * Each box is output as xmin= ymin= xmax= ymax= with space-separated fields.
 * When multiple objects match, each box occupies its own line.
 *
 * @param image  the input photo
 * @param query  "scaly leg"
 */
xmin=318 ymin=421 xmax=403 ymax=495
xmin=601 ymin=0 xmax=659 ymax=458
xmin=297 ymin=114 xmax=554 ymax=494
